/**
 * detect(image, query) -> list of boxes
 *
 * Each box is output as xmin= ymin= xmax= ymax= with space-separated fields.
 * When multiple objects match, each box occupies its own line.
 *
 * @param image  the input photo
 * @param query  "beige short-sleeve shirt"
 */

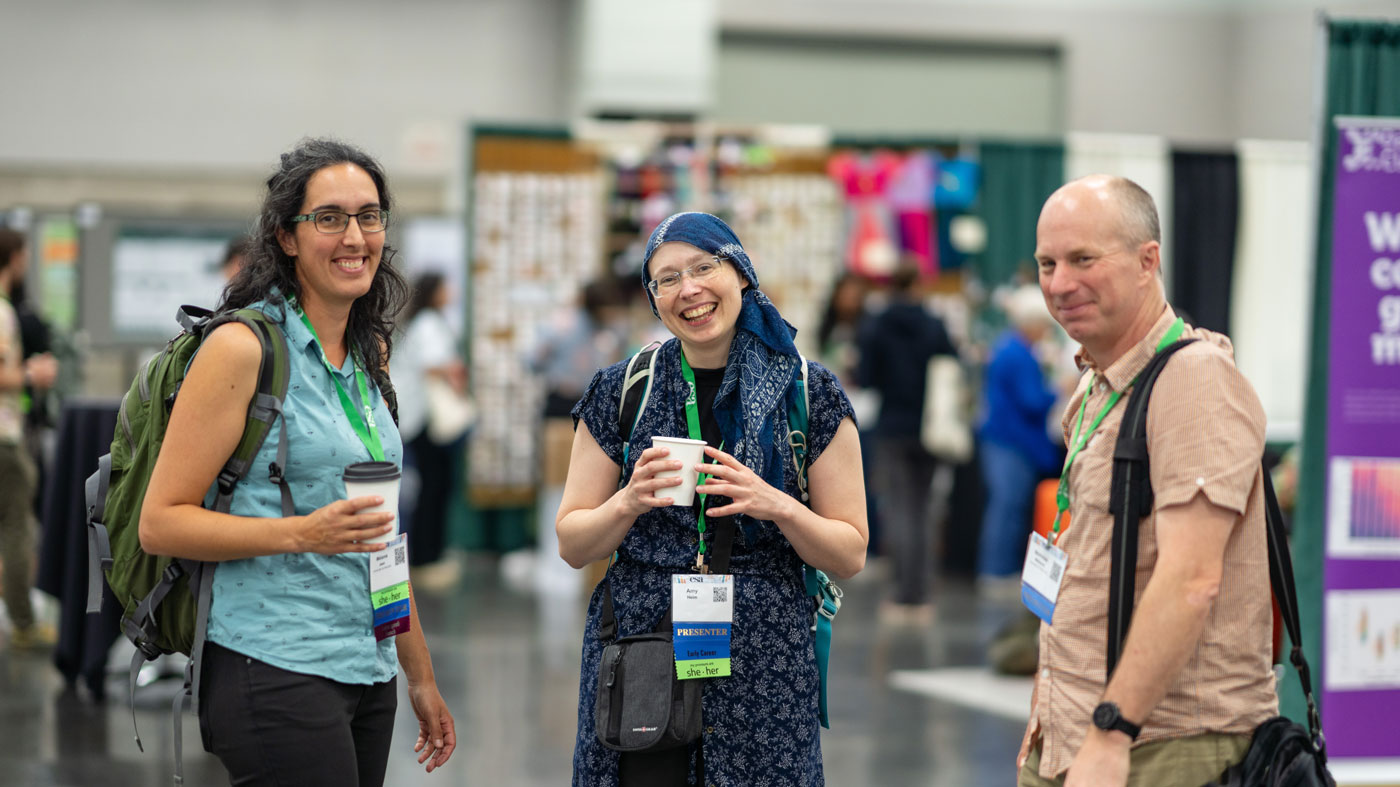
xmin=0 ymin=297 xmax=23 ymax=444
xmin=1021 ymin=307 xmax=1278 ymax=779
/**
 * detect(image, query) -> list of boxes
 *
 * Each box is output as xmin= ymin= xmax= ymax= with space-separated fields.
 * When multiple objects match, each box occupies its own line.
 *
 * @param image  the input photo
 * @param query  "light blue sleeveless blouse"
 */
xmin=205 ymin=297 xmax=403 ymax=684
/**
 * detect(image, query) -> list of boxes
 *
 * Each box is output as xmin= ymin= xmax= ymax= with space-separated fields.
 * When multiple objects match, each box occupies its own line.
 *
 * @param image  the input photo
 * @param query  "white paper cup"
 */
xmin=343 ymin=461 xmax=401 ymax=544
xmin=650 ymin=436 xmax=708 ymax=507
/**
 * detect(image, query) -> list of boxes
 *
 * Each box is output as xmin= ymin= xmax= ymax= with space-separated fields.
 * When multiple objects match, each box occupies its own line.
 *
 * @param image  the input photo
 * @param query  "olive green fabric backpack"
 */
xmin=85 ymin=305 xmax=292 ymax=782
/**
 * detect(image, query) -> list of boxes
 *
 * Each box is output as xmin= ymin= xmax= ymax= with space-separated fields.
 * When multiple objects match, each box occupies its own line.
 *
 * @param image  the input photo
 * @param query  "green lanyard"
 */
xmin=297 ymin=308 xmax=385 ymax=462
xmin=1052 ymin=318 xmax=1184 ymax=543
xmin=679 ymin=354 xmax=720 ymax=563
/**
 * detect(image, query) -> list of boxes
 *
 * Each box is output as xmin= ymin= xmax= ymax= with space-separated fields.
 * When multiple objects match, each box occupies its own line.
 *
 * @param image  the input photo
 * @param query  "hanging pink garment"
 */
xmin=886 ymin=151 xmax=938 ymax=278
xmin=828 ymin=151 xmax=901 ymax=277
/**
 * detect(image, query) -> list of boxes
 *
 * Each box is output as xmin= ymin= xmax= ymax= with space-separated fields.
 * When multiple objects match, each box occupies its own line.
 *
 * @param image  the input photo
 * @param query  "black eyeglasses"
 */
xmin=290 ymin=209 xmax=390 ymax=235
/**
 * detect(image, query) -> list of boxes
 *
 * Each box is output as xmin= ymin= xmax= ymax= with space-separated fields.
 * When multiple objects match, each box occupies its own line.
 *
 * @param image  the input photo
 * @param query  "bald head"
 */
xmin=1035 ymin=174 xmax=1166 ymax=367
xmin=1044 ymin=175 xmax=1160 ymax=251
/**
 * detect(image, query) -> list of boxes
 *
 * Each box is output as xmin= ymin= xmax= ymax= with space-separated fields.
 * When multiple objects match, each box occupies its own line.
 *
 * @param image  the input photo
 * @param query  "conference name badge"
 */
xmin=671 ymin=574 xmax=734 ymax=680
xmin=1021 ymin=532 xmax=1068 ymax=625
xmin=369 ymin=534 xmax=412 ymax=640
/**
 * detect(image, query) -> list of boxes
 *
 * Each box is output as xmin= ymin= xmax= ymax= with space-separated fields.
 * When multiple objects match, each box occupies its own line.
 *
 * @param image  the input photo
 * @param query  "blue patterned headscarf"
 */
xmin=641 ymin=212 xmax=802 ymax=496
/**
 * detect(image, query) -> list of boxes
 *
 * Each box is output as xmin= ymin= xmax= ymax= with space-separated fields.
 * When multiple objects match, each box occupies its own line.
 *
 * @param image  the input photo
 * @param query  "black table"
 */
xmin=35 ymin=396 xmax=122 ymax=699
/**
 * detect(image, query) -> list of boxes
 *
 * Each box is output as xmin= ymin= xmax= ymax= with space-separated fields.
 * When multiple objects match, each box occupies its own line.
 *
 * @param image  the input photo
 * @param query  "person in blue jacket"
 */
xmin=977 ymin=284 xmax=1067 ymax=581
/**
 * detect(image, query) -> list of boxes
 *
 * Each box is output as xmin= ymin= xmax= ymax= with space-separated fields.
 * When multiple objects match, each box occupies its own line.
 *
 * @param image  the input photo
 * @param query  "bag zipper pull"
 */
xmin=606 ymin=649 xmax=622 ymax=688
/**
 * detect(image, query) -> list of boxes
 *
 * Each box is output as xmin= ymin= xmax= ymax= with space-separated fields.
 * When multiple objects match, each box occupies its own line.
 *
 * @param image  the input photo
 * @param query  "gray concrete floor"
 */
xmin=0 ymin=557 xmax=1030 ymax=786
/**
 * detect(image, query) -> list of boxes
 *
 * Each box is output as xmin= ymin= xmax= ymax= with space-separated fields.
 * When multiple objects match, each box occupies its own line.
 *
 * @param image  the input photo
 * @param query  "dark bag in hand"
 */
xmin=1107 ymin=340 xmax=1334 ymax=787
xmin=1204 ymin=717 xmax=1335 ymax=787
xmin=594 ymin=627 xmax=703 ymax=752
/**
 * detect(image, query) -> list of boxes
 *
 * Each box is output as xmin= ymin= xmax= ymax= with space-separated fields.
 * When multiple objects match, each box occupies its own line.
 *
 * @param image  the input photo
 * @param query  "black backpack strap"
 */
xmin=1104 ymin=340 xmax=1330 ymax=773
xmin=175 ymin=304 xmax=214 ymax=334
xmin=1106 ymin=338 xmax=1197 ymax=678
xmin=1262 ymin=468 xmax=1328 ymax=766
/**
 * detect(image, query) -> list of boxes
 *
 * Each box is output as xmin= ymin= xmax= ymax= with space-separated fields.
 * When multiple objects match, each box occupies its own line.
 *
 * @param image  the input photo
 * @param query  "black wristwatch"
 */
xmin=1092 ymin=702 xmax=1141 ymax=741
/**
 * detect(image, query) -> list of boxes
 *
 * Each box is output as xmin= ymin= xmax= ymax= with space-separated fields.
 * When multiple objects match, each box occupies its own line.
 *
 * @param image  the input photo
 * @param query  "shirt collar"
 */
xmin=1074 ymin=306 xmax=1178 ymax=392
xmin=266 ymin=291 xmax=355 ymax=377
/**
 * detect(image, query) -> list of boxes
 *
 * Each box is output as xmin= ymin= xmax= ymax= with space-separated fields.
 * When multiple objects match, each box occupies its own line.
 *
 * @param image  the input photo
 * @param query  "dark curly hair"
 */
xmin=220 ymin=138 xmax=407 ymax=394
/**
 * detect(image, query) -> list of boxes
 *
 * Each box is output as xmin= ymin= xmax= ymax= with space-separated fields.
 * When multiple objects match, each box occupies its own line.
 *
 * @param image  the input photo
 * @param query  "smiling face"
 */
xmin=1034 ymin=178 xmax=1162 ymax=367
xmin=648 ymin=242 xmax=747 ymax=367
xmin=277 ymin=162 xmax=384 ymax=313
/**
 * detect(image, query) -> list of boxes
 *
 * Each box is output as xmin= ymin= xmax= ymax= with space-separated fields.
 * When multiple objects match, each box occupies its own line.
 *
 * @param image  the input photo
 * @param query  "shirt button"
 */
xmin=705 ymin=726 xmax=714 ymax=734
xmin=1196 ymin=476 xmax=1206 ymax=487
xmin=1041 ymin=669 xmax=1050 ymax=680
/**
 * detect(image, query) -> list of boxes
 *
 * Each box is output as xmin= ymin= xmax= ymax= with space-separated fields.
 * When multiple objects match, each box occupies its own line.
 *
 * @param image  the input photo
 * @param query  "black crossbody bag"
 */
xmin=594 ymin=516 xmax=735 ymax=765
xmin=1107 ymin=339 xmax=1334 ymax=787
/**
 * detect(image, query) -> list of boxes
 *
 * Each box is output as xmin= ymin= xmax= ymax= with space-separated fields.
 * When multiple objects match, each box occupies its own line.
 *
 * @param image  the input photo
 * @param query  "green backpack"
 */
xmin=85 ymin=305 xmax=292 ymax=778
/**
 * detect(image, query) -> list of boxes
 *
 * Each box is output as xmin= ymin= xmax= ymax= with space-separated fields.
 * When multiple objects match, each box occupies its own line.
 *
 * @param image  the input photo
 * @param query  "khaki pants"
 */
xmin=0 ymin=441 xmax=38 ymax=631
xmin=1019 ymin=732 xmax=1252 ymax=787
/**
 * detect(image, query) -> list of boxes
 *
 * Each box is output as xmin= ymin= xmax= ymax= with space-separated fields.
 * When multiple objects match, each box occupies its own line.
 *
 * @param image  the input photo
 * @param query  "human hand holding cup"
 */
xmin=343 ymin=461 xmax=402 ymax=545
xmin=649 ymin=436 xmax=707 ymax=506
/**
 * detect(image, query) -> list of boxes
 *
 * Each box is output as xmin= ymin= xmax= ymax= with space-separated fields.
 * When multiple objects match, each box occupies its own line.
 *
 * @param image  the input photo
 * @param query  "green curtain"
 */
xmin=973 ymin=141 xmax=1065 ymax=288
xmin=1290 ymin=18 xmax=1400 ymax=722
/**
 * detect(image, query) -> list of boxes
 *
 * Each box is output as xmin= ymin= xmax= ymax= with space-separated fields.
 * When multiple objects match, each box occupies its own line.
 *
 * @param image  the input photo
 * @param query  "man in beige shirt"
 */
xmin=1017 ymin=176 xmax=1277 ymax=786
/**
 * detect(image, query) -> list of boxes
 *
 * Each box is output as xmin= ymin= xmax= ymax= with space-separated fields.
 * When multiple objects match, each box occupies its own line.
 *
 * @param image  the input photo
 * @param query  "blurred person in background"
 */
xmin=976 ymin=284 xmax=1066 ymax=595
xmin=393 ymin=271 xmax=471 ymax=591
xmin=558 ymin=212 xmax=867 ymax=786
xmin=221 ymin=235 xmax=249 ymax=282
xmin=11 ymin=265 xmax=60 ymax=521
xmin=140 ymin=139 xmax=455 ymax=784
xmin=535 ymin=277 xmax=629 ymax=422
xmin=0 ymin=227 xmax=59 ymax=649
xmin=817 ymin=272 xmax=882 ymax=558
xmin=857 ymin=263 xmax=956 ymax=624
xmin=532 ymin=276 xmax=629 ymax=591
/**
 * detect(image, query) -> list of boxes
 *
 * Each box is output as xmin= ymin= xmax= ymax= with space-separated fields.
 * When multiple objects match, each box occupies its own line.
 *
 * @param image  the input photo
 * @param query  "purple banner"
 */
xmin=1322 ymin=116 xmax=1400 ymax=762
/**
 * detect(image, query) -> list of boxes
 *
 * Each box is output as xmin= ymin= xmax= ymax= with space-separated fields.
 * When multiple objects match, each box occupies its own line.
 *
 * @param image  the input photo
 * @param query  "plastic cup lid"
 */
xmin=343 ymin=461 xmax=401 ymax=482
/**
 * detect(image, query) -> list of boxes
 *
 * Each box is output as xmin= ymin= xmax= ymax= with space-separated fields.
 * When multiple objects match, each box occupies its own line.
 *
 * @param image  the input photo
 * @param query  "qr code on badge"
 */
xmin=713 ymin=586 xmax=729 ymax=603
xmin=394 ymin=545 xmax=406 ymax=566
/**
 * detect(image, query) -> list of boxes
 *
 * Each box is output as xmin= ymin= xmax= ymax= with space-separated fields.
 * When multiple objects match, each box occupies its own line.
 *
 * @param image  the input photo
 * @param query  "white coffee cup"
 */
xmin=649 ymin=436 xmax=708 ymax=507
xmin=343 ymin=461 xmax=401 ymax=544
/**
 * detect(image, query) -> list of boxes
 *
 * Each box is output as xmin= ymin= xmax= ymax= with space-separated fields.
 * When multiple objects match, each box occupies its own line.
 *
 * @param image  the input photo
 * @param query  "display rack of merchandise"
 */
xmin=469 ymin=170 xmax=606 ymax=504
xmin=723 ymin=174 xmax=843 ymax=357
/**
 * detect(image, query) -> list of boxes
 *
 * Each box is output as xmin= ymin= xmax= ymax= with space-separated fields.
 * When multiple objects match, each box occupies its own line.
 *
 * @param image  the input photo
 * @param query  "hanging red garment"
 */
xmin=827 ymin=151 xmax=902 ymax=277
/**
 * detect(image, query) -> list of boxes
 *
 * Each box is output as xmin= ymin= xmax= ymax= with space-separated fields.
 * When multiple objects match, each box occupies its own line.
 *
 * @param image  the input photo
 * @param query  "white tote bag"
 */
xmin=920 ymin=356 xmax=973 ymax=463
xmin=425 ymin=377 xmax=476 ymax=444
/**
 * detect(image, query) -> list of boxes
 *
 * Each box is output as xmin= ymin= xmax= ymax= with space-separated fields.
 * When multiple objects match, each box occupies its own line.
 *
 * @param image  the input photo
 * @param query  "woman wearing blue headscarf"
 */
xmin=558 ymin=213 xmax=868 ymax=785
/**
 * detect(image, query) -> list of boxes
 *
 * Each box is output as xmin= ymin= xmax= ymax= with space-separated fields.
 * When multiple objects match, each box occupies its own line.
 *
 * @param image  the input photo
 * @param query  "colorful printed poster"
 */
xmin=1322 ymin=116 xmax=1400 ymax=763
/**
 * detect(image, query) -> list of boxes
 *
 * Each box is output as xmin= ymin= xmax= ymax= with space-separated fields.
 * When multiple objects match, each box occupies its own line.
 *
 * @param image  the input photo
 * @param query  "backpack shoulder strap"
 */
xmin=788 ymin=355 xmax=840 ymax=730
xmin=1106 ymin=338 xmax=1197 ymax=678
xmin=203 ymin=309 xmax=293 ymax=515
xmin=617 ymin=341 xmax=662 ymax=472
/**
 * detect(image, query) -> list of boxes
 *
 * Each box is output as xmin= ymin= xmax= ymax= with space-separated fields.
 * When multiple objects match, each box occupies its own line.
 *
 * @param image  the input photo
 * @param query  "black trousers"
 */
xmin=199 ymin=642 xmax=398 ymax=786
xmin=406 ymin=429 xmax=462 ymax=566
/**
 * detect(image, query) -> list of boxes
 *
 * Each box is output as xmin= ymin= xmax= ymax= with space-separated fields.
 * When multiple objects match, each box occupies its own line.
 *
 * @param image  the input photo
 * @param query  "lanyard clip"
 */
xmin=693 ymin=550 xmax=708 ymax=575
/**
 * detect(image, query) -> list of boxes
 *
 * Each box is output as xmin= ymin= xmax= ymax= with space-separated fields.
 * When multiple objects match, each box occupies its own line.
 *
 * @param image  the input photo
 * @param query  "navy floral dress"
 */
xmin=571 ymin=338 xmax=854 ymax=786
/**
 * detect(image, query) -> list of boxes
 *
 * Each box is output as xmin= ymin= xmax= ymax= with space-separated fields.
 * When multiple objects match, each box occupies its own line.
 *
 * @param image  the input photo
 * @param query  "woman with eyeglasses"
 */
xmin=558 ymin=212 xmax=868 ymax=786
xmin=140 ymin=138 xmax=455 ymax=785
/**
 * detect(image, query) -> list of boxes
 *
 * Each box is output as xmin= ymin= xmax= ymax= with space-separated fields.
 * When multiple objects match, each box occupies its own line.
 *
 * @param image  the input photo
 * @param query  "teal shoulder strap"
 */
xmin=789 ymin=356 xmax=840 ymax=729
